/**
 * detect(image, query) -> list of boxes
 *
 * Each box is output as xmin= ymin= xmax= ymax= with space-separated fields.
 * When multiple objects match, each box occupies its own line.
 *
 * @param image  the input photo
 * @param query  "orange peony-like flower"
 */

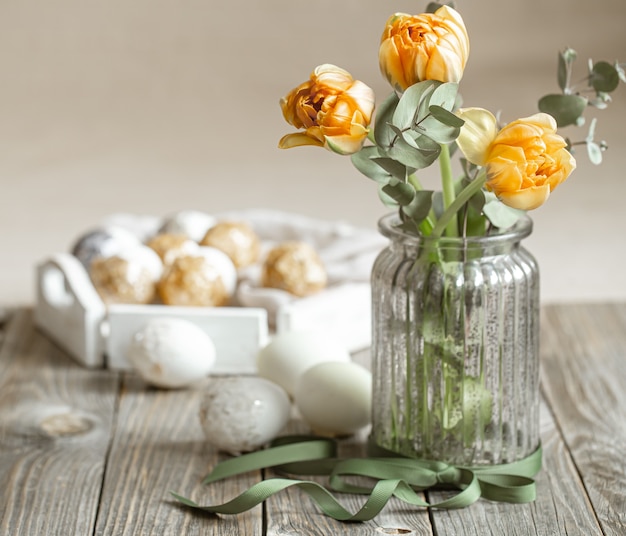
xmin=379 ymin=5 xmax=469 ymax=92
xmin=456 ymin=108 xmax=577 ymax=210
xmin=278 ymin=64 xmax=375 ymax=155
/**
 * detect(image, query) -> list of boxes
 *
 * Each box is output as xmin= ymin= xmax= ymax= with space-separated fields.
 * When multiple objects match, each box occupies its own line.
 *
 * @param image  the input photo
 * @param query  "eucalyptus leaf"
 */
xmin=402 ymin=190 xmax=434 ymax=222
xmin=557 ymin=51 xmax=568 ymax=92
xmin=538 ymin=94 xmax=588 ymax=127
xmin=587 ymin=141 xmax=603 ymax=165
xmin=426 ymin=2 xmax=445 ymax=13
xmin=372 ymin=157 xmax=413 ymax=182
xmin=483 ymin=195 xmax=525 ymax=229
xmin=378 ymin=184 xmax=399 ymax=208
xmin=586 ymin=117 xmax=597 ymax=142
xmin=590 ymin=61 xmax=620 ymax=93
xmin=429 ymin=105 xmax=465 ymax=128
xmin=464 ymin=204 xmax=487 ymax=236
xmin=351 ymin=146 xmax=393 ymax=183
xmin=468 ymin=187 xmax=486 ymax=213
xmin=374 ymin=92 xmax=400 ymax=149
xmin=396 ymin=219 xmax=421 ymax=235
xmin=429 ymin=82 xmax=459 ymax=112
xmin=432 ymin=191 xmax=444 ymax=219
xmin=418 ymin=119 xmax=461 ymax=144
xmin=382 ymin=178 xmax=416 ymax=206
xmin=393 ymin=80 xmax=438 ymax=131
xmin=387 ymin=134 xmax=440 ymax=170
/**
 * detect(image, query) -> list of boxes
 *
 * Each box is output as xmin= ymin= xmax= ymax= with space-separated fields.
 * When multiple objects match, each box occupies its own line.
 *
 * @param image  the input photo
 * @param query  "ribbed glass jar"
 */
xmin=371 ymin=213 xmax=540 ymax=466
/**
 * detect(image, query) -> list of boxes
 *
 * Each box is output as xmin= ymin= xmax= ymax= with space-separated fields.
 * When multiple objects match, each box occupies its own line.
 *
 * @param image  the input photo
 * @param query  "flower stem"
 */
xmin=439 ymin=143 xmax=457 ymax=237
xmin=431 ymin=170 xmax=488 ymax=239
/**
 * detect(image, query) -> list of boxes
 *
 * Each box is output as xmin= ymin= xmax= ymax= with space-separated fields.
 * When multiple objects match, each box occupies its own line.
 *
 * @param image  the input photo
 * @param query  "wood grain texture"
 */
xmin=428 ymin=398 xmax=603 ymax=535
xmin=0 ymin=309 xmax=119 ymax=536
xmin=264 ymin=421 xmax=433 ymax=536
xmin=540 ymin=303 xmax=626 ymax=536
xmin=2 ymin=304 xmax=626 ymax=535
xmin=94 ymin=374 xmax=263 ymax=536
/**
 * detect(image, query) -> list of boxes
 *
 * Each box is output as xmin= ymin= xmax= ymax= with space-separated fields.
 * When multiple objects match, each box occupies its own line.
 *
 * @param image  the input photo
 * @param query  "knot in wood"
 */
xmin=40 ymin=412 xmax=94 ymax=437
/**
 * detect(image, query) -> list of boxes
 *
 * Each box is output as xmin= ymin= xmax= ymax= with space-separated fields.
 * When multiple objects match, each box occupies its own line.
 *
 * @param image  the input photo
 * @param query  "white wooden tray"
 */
xmin=33 ymin=210 xmax=384 ymax=373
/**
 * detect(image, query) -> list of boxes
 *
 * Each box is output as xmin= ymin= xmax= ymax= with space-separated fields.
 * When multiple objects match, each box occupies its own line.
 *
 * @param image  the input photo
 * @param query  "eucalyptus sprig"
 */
xmin=351 ymin=80 xmax=464 ymax=236
xmin=538 ymin=48 xmax=625 ymax=164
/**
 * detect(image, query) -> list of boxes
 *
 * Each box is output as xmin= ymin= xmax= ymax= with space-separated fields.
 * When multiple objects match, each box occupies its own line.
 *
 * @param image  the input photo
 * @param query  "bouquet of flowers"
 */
xmin=277 ymin=1 xmax=624 ymax=464
xmin=278 ymin=2 xmax=624 ymax=239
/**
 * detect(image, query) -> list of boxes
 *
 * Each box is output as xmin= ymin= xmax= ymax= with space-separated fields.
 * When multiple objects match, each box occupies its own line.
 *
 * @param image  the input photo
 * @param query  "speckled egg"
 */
xmin=89 ymin=244 xmax=163 ymax=304
xmin=261 ymin=241 xmax=327 ymax=297
xmin=198 ymin=377 xmax=291 ymax=454
xmin=71 ymin=226 xmax=142 ymax=269
xmin=146 ymin=232 xmax=199 ymax=266
xmin=157 ymin=246 xmax=237 ymax=307
xmin=200 ymin=220 xmax=261 ymax=269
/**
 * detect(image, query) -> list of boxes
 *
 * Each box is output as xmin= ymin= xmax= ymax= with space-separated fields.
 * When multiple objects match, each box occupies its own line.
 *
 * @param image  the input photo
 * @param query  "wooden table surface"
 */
xmin=1 ymin=304 xmax=625 ymax=535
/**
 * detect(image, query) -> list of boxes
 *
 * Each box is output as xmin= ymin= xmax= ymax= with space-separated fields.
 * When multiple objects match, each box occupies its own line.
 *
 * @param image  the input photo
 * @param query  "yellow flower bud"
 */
xmin=456 ymin=109 xmax=576 ymax=211
xmin=379 ymin=6 xmax=469 ymax=92
xmin=278 ymin=64 xmax=375 ymax=155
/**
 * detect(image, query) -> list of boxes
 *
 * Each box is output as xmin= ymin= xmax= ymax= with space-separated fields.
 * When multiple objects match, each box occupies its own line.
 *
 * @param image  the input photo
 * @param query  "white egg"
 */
xmin=198 ymin=377 xmax=291 ymax=455
xmin=256 ymin=331 xmax=351 ymax=397
xmin=127 ymin=317 xmax=216 ymax=389
xmin=294 ymin=361 xmax=372 ymax=436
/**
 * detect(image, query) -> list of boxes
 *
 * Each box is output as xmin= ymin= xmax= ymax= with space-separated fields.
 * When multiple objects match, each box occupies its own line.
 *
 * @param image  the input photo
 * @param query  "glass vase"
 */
xmin=370 ymin=213 xmax=540 ymax=466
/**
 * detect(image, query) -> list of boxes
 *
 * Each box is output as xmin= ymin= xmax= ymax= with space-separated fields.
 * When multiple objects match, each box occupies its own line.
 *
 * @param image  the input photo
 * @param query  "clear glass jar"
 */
xmin=371 ymin=213 xmax=540 ymax=465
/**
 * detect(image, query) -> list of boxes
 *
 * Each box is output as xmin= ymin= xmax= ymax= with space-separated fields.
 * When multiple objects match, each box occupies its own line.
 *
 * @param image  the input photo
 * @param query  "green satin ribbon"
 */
xmin=171 ymin=435 xmax=542 ymax=522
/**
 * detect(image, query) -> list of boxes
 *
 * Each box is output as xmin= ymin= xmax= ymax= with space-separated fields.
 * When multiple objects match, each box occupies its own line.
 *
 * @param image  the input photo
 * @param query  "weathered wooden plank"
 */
xmin=262 ymin=419 xmax=433 ymax=535
xmin=540 ymin=303 xmax=626 ymax=536
xmin=428 ymin=397 xmax=603 ymax=535
xmin=94 ymin=374 xmax=263 ymax=535
xmin=0 ymin=309 xmax=119 ymax=536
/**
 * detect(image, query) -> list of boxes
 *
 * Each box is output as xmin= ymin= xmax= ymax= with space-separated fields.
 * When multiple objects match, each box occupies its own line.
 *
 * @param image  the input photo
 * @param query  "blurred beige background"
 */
xmin=1 ymin=0 xmax=625 ymax=306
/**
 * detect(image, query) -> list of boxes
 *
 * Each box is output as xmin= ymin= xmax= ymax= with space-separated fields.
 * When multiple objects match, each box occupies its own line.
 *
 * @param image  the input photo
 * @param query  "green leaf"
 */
xmin=586 ymin=117 xmax=597 ymax=142
xmin=557 ymin=48 xmax=577 ymax=92
xmin=483 ymin=194 xmax=525 ymax=229
xmin=429 ymin=105 xmax=465 ymax=128
xmin=374 ymin=92 xmax=400 ymax=149
xmin=392 ymin=80 xmax=438 ymax=131
xmin=432 ymin=191 xmax=444 ymax=219
xmin=590 ymin=61 xmax=620 ymax=93
xmin=402 ymin=190 xmax=434 ymax=222
xmin=371 ymin=156 xmax=413 ymax=182
xmin=377 ymin=184 xmax=399 ymax=208
xmin=382 ymin=178 xmax=415 ymax=206
xmin=418 ymin=120 xmax=460 ymax=144
xmin=415 ymin=83 xmax=462 ymax=143
xmin=387 ymin=134 xmax=440 ymax=170
xmin=587 ymin=141 xmax=603 ymax=165
xmin=429 ymin=82 xmax=459 ymax=112
xmin=468 ymin=187 xmax=485 ymax=213
xmin=557 ymin=52 xmax=568 ymax=92
xmin=351 ymin=146 xmax=393 ymax=183
xmin=538 ymin=94 xmax=588 ymax=127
